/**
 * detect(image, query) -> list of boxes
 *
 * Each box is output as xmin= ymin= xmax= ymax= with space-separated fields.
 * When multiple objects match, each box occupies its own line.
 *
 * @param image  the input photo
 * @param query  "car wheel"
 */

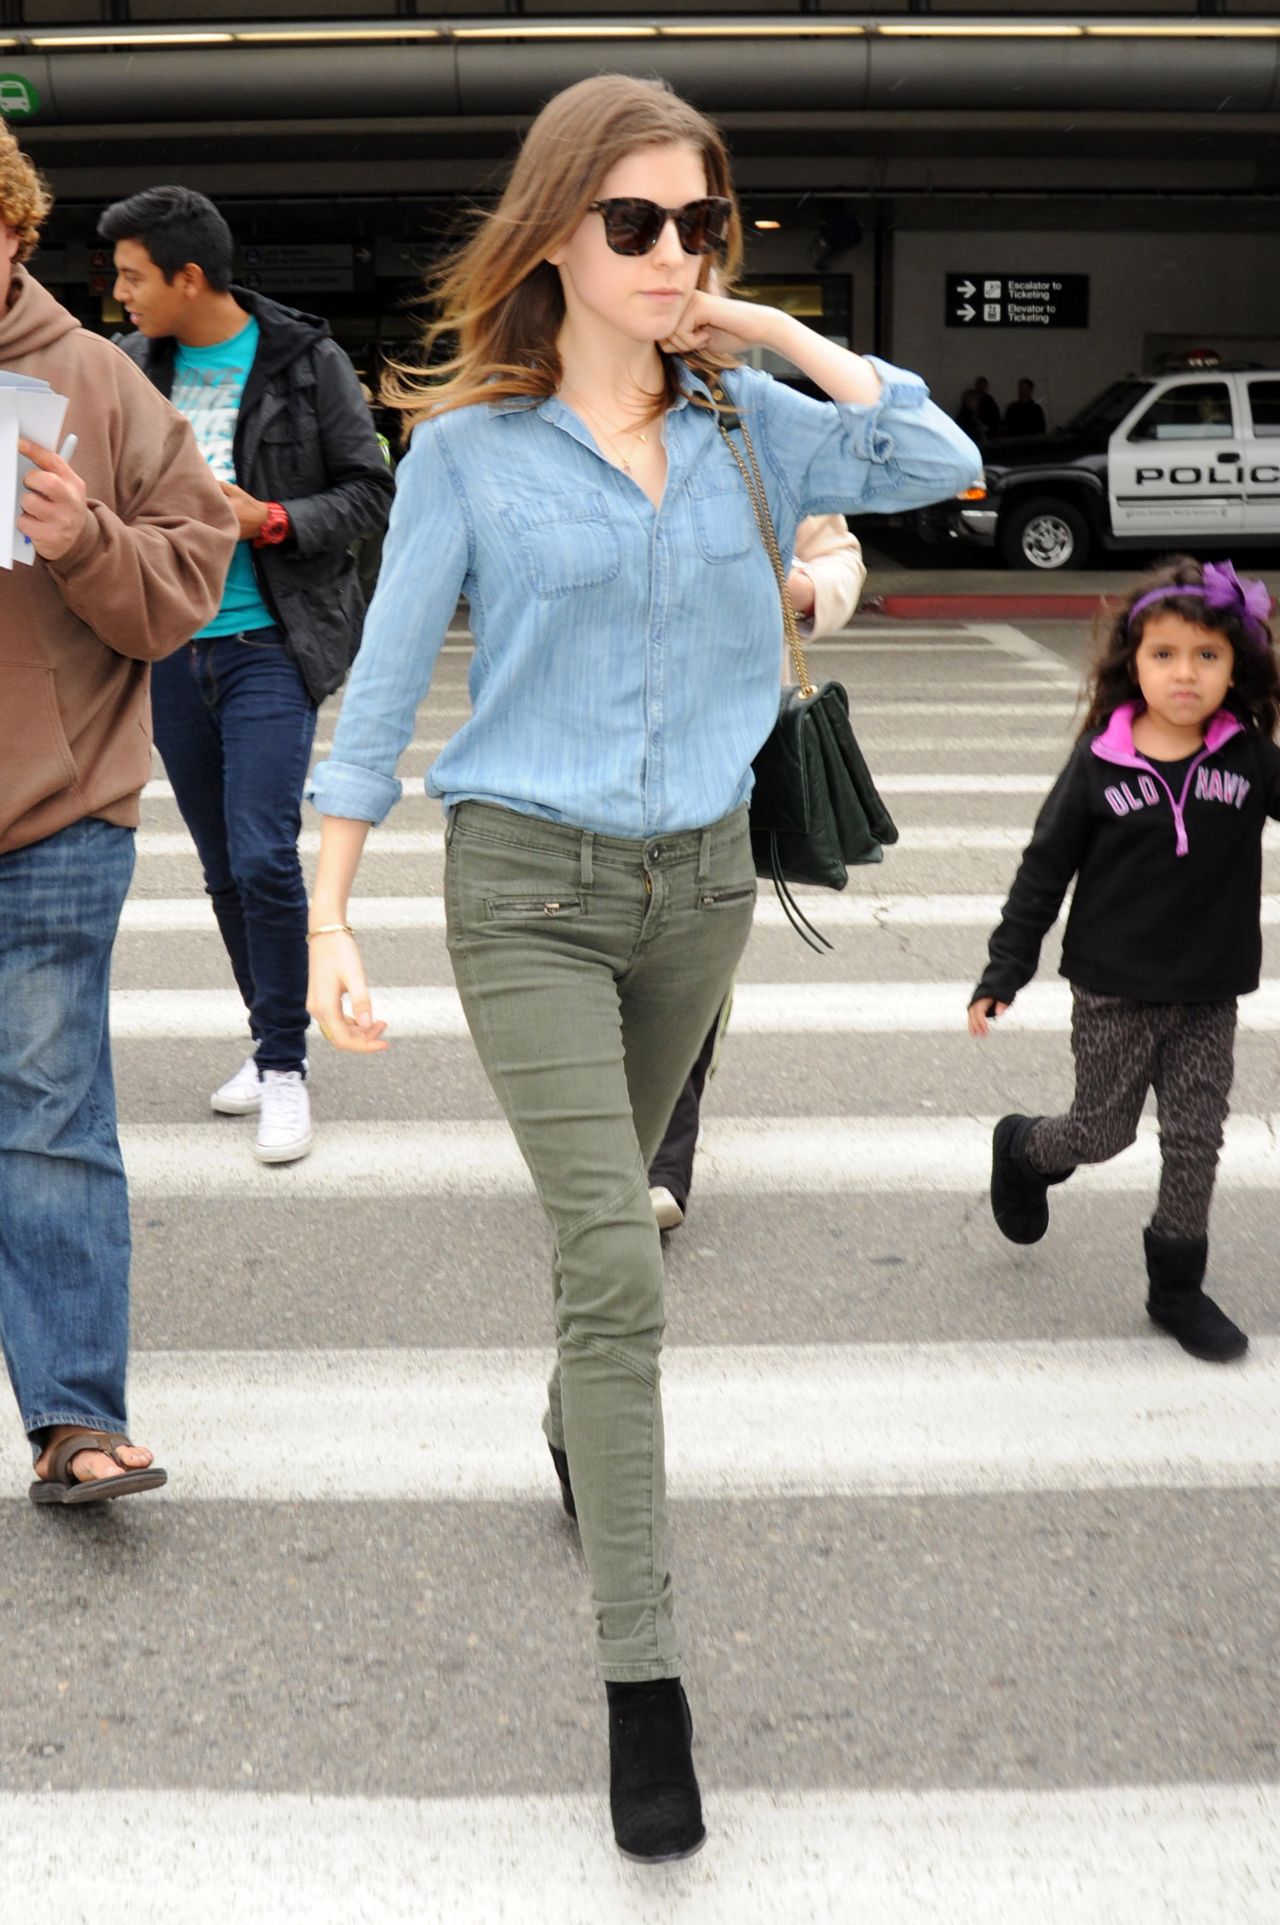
xmin=999 ymin=497 xmax=1090 ymax=571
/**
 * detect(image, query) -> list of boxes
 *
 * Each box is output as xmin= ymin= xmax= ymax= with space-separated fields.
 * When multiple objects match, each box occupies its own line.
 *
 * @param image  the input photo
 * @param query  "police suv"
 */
xmin=933 ymin=364 xmax=1280 ymax=571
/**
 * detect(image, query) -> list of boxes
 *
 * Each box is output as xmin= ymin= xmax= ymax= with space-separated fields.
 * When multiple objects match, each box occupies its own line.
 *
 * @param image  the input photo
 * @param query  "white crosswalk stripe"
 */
xmin=104 ymin=979 xmax=1280 ymax=1037
xmin=5 ymin=1785 xmax=1276 ymax=1925
xmin=144 ymin=771 xmax=1066 ymax=803
xmin=114 ymin=892 xmax=1280 ymax=934
xmin=131 ymin=825 xmax=1039 ymax=857
xmin=4 ymin=1339 xmax=1276 ymax=1504
xmin=22 ymin=617 xmax=1274 ymax=1920
xmin=113 ymin=1112 xmax=1280 ymax=1195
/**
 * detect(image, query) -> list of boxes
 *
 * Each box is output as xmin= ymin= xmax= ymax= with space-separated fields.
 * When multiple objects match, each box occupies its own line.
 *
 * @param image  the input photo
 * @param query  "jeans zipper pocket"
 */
xmin=698 ymin=884 xmax=756 ymax=909
xmin=487 ymin=895 xmax=585 ymax=920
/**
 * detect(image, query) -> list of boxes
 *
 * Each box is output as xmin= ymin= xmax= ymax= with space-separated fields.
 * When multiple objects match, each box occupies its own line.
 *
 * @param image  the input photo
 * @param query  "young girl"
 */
xmin=307 ymin=73 xmax=978 ymax=1863
xmin=969 ymin=557 xmax=1279 ymax=1365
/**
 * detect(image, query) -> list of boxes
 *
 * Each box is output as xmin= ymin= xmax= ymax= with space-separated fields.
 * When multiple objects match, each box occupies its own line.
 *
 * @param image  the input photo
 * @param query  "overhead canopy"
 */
xmin=2 ymin=23 xmax=1279 ymax=124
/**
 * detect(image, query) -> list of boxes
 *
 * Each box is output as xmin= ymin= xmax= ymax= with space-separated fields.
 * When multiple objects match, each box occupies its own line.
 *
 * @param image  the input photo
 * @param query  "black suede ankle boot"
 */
xmin=1144 ymin=1228 xmax=1248 ymax=1362
xmin=547 ymin=1442 xmax=576 ymax=1521
xmin=990 ymin=1114 xmax=1074 ymax=1244
xmin=605 ymin=1678 xmax=706 ymax=1863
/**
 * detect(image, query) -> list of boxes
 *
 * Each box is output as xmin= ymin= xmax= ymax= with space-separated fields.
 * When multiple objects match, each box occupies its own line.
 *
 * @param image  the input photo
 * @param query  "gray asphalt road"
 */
xmin=3 ymin=616 xmax=1278 ymax=1922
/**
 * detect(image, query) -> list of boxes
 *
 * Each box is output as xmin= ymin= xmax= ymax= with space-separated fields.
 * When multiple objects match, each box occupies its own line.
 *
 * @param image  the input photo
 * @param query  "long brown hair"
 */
xmin=1080 ymin=555 xmax=1280 ymax=740
xmin=381 ymin=74 xmax=743 ymax=429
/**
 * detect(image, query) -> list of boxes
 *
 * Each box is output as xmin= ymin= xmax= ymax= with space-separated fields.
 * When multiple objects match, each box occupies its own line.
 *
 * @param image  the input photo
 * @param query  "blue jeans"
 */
xmin=0 ymin=819 xmax=135 ymax=1449
xmin=151 ymin=627 xmax=317 ymax=1072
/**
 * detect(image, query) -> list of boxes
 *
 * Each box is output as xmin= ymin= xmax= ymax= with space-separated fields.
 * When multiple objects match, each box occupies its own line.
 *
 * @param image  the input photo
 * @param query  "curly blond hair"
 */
xmin=0 ymin=118 xmax=53 ymax=262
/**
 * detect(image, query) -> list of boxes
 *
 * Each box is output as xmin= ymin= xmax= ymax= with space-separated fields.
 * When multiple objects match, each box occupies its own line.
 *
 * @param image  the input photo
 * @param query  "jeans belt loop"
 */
xmin=580 ymin=832 xmax=594 ymax=889
xmin=697 ymin=827 xmax=711 ymax=882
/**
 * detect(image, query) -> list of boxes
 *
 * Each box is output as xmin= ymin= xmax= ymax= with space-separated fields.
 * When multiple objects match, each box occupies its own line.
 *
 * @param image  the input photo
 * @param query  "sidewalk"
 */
xmin=853 ymin=533 xmax=1280 ymax=621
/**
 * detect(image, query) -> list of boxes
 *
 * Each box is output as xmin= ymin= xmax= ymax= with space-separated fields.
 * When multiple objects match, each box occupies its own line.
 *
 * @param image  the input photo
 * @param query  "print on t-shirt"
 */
xmin=169 ymin=317 xmax=274 ymax=640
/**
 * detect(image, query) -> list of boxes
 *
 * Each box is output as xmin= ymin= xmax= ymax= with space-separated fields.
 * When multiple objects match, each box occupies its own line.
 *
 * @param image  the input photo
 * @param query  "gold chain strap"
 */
xmin=713 ymin=394 xmax=815 ymax=699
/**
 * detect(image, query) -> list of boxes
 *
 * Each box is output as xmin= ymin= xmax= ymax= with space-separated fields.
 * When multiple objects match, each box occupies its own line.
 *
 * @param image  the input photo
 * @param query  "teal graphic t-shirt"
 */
xmin=170 ymin=318 xmax=275 ymax=639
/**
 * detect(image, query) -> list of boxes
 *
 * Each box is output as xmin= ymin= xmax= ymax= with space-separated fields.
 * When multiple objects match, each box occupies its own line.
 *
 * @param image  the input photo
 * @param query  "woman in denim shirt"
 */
xmin=308 ymin=73 xmax=979 ymax=1863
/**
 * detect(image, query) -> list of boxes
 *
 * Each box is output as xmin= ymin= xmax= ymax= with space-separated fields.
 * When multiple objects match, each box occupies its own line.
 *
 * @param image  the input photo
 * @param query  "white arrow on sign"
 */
xmin=957 ymin=279 xmax=976 ymax=298
xmin=955 ymin=304 xmax=976 ymax=322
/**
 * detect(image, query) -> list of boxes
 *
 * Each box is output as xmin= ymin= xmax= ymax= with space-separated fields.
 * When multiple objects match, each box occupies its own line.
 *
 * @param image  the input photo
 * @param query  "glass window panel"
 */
xmin=1246 ymin=381 xmax=1280 ymax=440
xmin=1128 ymin=382 xmax=1235 ymax=442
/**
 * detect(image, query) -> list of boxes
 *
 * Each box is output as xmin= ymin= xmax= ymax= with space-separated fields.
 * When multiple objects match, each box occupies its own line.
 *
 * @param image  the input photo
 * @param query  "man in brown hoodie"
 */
xmin=0 ymin=123 xmax=237 ymax=1503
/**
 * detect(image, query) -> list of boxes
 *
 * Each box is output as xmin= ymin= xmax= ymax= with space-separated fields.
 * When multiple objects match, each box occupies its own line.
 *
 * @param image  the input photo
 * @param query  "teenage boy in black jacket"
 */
xmin=101 ymin=186 xmax=394 ymax=1164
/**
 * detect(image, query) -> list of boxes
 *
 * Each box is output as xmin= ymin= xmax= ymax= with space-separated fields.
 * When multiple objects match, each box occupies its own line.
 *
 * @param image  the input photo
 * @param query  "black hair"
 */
xmin=1081 ymin=554 xmax=1280 ymax=740
xmin=97 ymin=185 xmax=234 ymax=292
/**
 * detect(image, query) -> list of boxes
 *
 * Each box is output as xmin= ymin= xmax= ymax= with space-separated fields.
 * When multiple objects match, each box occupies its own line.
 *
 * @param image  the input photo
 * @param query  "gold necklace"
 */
xmin=561 ymin=388 xmax=654 ymax=476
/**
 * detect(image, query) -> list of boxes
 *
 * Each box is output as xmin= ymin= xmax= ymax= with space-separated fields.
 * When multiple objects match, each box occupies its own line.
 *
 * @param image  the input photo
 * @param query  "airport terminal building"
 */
xmin=0 ymin=6 xmax=1276 ymax=424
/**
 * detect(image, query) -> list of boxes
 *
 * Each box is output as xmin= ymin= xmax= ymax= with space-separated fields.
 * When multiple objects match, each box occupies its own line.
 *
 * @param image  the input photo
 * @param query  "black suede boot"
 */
xmin=606 ymin=1678 xmax=706 ymax=1863
xmin=990 ymin=1114 xmax=1074 ymax=1244
xmin=1144 ymin=1228 xmax=1248 ymax=1362
xmin=547 ymin=1442 xmax=576 ymax=1521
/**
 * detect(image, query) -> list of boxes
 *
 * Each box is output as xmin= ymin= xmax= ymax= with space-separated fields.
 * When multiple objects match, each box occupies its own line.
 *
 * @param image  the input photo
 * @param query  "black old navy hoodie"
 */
xmin=974 ymin=700 xmax=1280 ymax=1008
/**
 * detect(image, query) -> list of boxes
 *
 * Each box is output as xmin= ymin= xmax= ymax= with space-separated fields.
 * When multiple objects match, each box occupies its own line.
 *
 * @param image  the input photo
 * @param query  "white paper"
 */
xmin=0 ymin=394 xmax=17 ymax=570
xmin=11 ymin=385 xmax=68 ymax=567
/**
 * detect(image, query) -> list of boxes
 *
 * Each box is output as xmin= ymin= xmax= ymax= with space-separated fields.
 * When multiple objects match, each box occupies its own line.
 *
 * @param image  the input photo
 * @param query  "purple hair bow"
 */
xmin=1201 ymin=561 xmax=1273 ymax=645
xmin=1128 ymin=559 xmax=1274 ymax=648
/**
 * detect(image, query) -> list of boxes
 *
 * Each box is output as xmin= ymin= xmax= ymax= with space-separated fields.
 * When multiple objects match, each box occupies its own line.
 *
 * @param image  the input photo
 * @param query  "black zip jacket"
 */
xmin=117 ymin=288 xmax=394 ymax=703
xmin=973 ymin=701 xmax=1280 ymax=1008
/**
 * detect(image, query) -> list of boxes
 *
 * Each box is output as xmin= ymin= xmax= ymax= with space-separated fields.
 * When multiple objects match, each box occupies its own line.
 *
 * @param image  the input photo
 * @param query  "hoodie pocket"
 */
xmin=0 ymin=661 xmax=78 ymax=828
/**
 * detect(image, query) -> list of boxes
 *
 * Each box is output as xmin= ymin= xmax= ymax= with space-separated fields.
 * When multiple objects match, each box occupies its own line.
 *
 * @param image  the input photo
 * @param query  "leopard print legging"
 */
xmin=1026 ymin=987 xmax=1238 ymax=1241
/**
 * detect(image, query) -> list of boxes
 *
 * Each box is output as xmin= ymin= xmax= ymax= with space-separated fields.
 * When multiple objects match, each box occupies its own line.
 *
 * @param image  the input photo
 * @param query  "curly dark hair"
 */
xmin=1080 ymin=555 xmax=1279 ymax=741
xmin=0 ymin=117 xmax=53 ymax=263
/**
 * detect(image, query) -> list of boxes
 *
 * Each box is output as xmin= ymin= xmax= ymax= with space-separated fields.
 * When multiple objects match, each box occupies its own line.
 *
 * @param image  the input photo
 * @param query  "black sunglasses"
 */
xmin=587 ymin=196 xmax=733 ymax=258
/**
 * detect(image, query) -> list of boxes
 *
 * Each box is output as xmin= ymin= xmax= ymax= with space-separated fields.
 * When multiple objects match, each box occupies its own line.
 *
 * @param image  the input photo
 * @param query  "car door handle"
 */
xmin=1218 ymin=451 xmax=1239 ymax=462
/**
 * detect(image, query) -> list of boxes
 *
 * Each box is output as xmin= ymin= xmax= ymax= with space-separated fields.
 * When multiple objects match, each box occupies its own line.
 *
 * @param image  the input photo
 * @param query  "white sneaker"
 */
xmin=254 ymin=1069 xmax=313 ymax=1164
xmin=211 ymin=1054 xmax=262 ymax=1115
xmin=649 ymin=1185 xmax=685 ymax=1231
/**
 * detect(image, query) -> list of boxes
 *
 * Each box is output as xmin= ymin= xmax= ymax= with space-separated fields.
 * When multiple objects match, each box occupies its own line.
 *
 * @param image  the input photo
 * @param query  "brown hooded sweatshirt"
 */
xmin=0 ymin=267 xmax=238 ymax=855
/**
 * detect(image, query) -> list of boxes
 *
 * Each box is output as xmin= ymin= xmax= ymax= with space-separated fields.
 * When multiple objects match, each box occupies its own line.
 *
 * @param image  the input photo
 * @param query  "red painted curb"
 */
xmin=872 ymin=593 xmax=1121 ymax=621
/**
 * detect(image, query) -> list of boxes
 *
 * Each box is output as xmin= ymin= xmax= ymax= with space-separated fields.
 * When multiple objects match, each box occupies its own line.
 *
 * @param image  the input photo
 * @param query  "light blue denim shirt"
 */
xmin=311 ymin=358 xmax=980 ymax=838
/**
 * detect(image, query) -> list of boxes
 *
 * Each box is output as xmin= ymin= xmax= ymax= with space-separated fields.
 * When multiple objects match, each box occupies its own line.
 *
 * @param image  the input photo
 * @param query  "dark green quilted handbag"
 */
xmin=714 ymin=398 xmax=899 ymax=950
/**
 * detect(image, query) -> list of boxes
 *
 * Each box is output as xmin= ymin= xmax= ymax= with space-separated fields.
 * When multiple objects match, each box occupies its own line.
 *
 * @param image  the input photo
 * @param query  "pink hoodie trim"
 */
xmin=1090 ymin=701 xmax=1244 ymax=857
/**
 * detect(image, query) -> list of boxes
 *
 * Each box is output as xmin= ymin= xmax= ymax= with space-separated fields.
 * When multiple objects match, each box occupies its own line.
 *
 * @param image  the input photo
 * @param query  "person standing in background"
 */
xmin=647 ymin=510 xmax=867 ymax=1232
xmin=100 ymin=185 xmax=393 ymax=1165
xmin=1003 ymin=377 xmax=1047 ymax=438
xmin=955 ymin=387 xmax=988 ymax=447
xmin=973 ymin=375 xmax=1002 ymax=440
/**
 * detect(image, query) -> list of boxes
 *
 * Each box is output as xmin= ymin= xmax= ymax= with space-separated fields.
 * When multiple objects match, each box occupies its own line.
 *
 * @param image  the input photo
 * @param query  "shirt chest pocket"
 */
xmin=500 ymin=490 xmax=622 ymax=601
xmin=686 ymin=468 xmax=757 ymax=563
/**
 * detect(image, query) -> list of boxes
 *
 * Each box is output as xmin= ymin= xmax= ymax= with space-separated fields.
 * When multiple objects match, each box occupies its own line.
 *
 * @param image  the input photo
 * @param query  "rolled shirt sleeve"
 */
xmin=733 ymin=357 xmax=984 ymax=525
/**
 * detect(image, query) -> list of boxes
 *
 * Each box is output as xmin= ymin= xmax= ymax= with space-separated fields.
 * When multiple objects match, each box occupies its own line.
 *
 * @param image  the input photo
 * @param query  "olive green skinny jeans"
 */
xmin=445 ymin=801 xmax=756 ymax=1681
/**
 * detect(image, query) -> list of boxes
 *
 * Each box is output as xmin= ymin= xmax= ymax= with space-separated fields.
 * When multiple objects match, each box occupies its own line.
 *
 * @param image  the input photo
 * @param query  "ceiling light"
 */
xmin=32 ymin=29 xmax=234 ymax=46
xmin=754 ymin=220 xmax=783 ymax=231
xmin=453 ymin=24 xmax=658 ymax=38
xmin=660 ymin=22 xmax=864 ymax=35
xmin=877 ymin=23 xmax=1083 ymax=35
xmin=235 ymin=25 xmax=441 ymax=40
xmin=1084 ymin=20 xmax=1280 ymax=32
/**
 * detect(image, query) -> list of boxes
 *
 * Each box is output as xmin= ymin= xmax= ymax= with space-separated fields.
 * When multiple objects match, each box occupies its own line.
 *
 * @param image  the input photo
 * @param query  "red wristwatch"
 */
xmin=253 ymin=501 xmax=290 ymax=548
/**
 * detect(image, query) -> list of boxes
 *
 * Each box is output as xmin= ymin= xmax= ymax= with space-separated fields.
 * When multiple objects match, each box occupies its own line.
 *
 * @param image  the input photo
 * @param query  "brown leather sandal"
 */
xmin=29 ymin=1429 xmax=168 ymax=1507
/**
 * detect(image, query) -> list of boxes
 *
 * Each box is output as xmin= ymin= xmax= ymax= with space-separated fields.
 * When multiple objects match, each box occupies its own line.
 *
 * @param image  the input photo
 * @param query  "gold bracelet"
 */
xmin=306 ymin=923 xmax=354 ymax=941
